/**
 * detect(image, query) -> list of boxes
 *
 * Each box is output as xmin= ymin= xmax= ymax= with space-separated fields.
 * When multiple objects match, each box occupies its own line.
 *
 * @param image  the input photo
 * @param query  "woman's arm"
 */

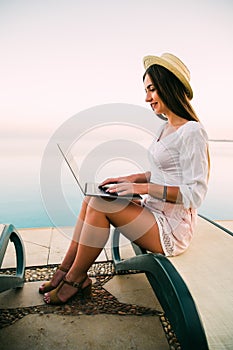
xmin=179 ymin=126 xmax=209 ymax=209
xmin=147 ymin=183 xmax=181 ymax=203
xmin=106 ymin=180 xmax=181 ymax=203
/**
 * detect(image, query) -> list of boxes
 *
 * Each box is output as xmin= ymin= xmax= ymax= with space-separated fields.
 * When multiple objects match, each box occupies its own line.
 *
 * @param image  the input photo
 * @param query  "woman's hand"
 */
xmin=106 ymin=182 xmax=148 ymax=196
xmin=99 ymin=172 xmax=151 ymax=187
xmin=99 ymin=174 xmax=136 ymax=187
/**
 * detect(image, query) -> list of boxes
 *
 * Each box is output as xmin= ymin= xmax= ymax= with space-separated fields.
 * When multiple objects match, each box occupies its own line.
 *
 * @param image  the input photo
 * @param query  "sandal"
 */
xmin=43 ymin=276 xmax=92 ymax=305
xmin=39 ymin=265 xmax=69 ymax=294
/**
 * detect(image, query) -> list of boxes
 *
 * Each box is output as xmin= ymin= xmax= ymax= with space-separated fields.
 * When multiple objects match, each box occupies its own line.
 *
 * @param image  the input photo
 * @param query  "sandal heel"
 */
xmin=82 ymin=283 xmax=92 ymax=299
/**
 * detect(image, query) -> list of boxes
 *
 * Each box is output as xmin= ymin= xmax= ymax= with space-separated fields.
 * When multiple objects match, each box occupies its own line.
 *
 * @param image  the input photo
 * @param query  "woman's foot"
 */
xmin=43 ymin=275 xmax=92 ymax=305
xmin=39 ymin=265 xmax=69 ymax=294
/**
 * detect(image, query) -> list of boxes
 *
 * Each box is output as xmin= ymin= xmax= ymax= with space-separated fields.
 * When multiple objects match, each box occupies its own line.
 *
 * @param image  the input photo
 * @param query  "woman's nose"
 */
xmin=145 ymin=92 xmax=152 ymax=102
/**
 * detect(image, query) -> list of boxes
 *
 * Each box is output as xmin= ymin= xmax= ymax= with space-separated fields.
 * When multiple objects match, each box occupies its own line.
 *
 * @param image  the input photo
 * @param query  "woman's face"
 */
xmin=144 ymin=73 xmax=168 ymax=115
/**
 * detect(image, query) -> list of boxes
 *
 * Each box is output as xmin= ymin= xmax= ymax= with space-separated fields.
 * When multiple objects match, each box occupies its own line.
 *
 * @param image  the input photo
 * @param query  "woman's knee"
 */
xmin=79 ymin=196 xmax=92 ymax=219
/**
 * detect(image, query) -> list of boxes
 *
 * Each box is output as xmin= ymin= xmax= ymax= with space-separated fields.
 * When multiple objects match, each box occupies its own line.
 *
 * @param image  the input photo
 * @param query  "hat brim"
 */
xmin=143 ymin=55 xmax=193 ymax=100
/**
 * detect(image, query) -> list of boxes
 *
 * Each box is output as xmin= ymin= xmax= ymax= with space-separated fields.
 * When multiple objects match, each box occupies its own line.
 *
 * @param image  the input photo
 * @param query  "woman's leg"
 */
xmin=59 ymin=196 xmax=92 ymax=270
xmin=69 ymin=197 xmax=163 ymax=278
xmin=39 ymin=197 xmax=91 ymax=292
xmin=44 ymin=197 xmax=163 ymax=303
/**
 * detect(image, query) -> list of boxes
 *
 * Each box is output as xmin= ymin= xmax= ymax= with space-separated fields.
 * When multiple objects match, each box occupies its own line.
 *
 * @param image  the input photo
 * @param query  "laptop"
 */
xmin=57 ymin=143 xmax=142 ymax=200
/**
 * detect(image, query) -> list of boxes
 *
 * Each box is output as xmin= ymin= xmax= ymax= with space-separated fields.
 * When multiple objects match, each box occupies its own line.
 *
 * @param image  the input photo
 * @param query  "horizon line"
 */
xmin=209 ymin=139 xmax=233 ymax=142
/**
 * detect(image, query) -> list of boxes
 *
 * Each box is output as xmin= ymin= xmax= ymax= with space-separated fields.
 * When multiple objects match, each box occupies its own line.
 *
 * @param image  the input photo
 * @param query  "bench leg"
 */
xmin=0 ymin=224 xmax=26 ymax=293
xmin=111 ymin=227 xmax=209 ymax=350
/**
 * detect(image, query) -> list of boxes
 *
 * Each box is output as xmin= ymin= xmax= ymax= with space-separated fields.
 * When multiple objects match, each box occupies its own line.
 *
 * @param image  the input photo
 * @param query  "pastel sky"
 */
xmin=1 ymin=0 xmax=233 ymax=140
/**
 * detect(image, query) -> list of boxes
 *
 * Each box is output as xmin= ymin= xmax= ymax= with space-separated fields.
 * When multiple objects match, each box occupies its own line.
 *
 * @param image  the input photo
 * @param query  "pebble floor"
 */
xmin=0 ymin=262 xmax=181 ymax=350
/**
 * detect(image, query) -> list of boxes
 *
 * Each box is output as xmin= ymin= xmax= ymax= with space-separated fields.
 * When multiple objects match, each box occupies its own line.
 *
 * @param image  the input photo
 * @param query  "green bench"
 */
xmin=0 ymin=224 xmax=26 ymax=293
xmin=111 ymin=215 xmax=233 ymax=350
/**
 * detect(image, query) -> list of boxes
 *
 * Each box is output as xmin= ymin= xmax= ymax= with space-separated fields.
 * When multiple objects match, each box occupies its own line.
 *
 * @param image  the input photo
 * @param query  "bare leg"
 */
xmin=39 ymin=197 xmax=90 ymax=292
xmin=60 ymin=196 xmax=91 ymax=270
xmin=44 ymin=197 xmax=163 ymax=303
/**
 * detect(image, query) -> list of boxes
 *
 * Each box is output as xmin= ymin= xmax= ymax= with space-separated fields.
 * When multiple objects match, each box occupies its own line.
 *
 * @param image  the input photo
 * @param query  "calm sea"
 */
xmin=0 ymin=138 xmax=232 ymax=229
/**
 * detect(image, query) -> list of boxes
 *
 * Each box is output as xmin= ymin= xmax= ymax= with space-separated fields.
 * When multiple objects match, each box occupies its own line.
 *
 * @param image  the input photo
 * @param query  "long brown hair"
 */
xmin=143 ymin=64 xmax=210 ymax=178
xmin=143 ymin=65 xmax=199 ymax=121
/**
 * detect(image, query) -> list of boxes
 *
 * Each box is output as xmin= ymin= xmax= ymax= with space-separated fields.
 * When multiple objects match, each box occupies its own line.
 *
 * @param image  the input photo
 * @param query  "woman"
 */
xmin=40 ymin=53 xmax=209 ymax=305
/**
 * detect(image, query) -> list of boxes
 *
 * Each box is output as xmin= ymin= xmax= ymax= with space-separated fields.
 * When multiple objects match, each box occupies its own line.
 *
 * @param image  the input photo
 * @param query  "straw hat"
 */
xmin=143 ymin=53 xmax=193 ymax=99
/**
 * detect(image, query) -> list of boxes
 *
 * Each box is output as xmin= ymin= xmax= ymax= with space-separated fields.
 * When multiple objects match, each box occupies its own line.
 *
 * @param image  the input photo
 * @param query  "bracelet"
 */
xmin=162 ymin=186 xmax=167 ymax=202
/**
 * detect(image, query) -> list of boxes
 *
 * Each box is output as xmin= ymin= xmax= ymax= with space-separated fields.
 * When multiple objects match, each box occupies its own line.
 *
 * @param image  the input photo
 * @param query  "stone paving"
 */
xmin=1 ymin=220 xmax=232 ymax=349
xmin=0 ymin=226 xmax=173 ymax=350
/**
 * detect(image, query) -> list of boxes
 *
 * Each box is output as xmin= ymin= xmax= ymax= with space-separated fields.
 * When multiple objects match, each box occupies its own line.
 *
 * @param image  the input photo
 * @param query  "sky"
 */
xmin=0 ymin=0 xmax=233 ymax=143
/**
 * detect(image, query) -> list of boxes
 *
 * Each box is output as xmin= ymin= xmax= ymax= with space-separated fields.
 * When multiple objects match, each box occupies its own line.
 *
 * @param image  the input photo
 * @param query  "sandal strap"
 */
xmin=58 ymin=265 xmax=69 ymax=273
xmin=63 ymin=276 xmax=87 ymax=289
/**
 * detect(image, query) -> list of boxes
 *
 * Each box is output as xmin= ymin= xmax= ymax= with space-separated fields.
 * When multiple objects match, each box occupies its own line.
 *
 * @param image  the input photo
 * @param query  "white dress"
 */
xmin=143 ymin=121 xmax=209 ymax=256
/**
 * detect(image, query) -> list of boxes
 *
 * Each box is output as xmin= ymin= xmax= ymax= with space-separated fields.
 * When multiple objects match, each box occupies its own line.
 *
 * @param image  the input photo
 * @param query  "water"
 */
xmin=0 ymin=138 xmax=232 ymax=229
xmin=199 ymin=141 xmax=233 ymax=220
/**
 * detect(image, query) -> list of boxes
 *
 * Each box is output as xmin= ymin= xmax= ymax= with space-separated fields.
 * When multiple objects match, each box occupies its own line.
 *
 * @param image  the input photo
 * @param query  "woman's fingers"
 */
xmin=99 ymin=174 xmax=137 ymax=187
xmin=99 ymin=177 xmax=118 ymax=187
xmin=107 ymin=182 xmax=134 ymax=195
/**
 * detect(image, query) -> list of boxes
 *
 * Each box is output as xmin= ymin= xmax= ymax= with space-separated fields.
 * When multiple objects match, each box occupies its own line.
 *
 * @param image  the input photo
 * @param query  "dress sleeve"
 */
xmin=179 ymin=124 xmax=209 ymax=209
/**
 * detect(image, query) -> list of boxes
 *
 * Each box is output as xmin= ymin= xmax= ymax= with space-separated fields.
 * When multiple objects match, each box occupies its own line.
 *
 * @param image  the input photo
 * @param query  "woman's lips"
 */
xmin=151 ymin=102 xmax=158 ymax=110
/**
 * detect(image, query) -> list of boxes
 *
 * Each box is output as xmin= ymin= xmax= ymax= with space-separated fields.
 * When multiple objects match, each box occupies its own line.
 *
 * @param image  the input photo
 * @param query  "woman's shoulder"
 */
xmin=178 ymin=121 xmax=208 ymax=141
xmin=180 ymin=120 xmax=204 ymax=131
